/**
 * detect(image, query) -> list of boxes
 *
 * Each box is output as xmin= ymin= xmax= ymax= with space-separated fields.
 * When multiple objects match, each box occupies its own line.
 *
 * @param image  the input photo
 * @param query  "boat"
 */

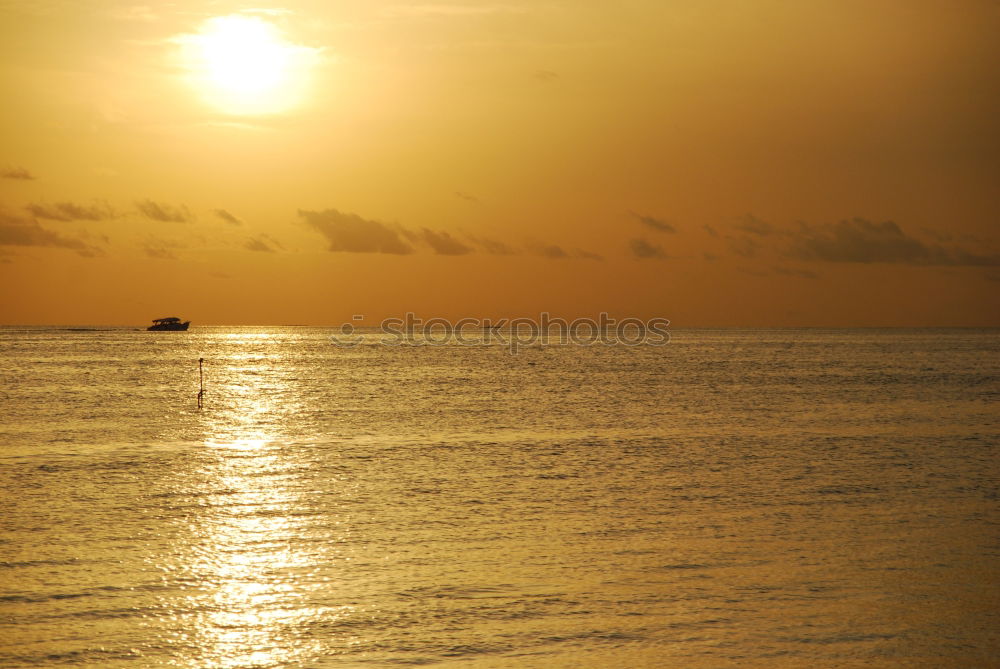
xmin=147 ymin=317 xmax=190 ymax=331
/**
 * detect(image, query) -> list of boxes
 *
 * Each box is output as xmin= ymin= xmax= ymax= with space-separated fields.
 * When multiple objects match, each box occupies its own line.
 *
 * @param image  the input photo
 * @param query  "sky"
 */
xmin=1 ymin=0 xmax=998 ymax=326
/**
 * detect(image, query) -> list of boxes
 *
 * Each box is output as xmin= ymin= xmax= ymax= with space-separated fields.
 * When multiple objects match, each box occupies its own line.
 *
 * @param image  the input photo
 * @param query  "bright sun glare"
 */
xmin=179 ymin=15 xmax=318 ymax=116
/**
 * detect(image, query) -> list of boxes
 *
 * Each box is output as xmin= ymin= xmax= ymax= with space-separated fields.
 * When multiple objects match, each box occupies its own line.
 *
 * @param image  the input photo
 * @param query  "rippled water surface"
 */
xmin=1 ymin=327 xmax=998 ymax=667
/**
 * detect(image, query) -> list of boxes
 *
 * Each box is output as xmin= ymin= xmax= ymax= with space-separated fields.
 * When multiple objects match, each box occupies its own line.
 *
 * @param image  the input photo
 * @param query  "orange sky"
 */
xmin=1 ymin=0 xmax=998 ymax=326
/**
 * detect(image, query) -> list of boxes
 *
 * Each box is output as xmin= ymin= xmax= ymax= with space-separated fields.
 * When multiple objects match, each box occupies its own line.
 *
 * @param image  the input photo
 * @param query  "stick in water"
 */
xmin=198 ymin=358 xmax=204 ymax=408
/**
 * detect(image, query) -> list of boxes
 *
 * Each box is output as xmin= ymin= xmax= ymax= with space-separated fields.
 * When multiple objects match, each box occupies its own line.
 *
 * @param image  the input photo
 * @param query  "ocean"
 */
xmin=1 ymin=326 xmax=997 ymax=668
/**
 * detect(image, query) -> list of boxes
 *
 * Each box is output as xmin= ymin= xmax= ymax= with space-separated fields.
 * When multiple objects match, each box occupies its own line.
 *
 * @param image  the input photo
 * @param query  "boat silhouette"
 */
xmin=147 ymin=317 xmax=190 ymax=331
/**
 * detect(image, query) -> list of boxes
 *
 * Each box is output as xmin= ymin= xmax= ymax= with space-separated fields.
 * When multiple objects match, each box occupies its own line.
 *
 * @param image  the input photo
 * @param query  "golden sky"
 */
xmin=1 ymin=0 xmax=998 ymax=326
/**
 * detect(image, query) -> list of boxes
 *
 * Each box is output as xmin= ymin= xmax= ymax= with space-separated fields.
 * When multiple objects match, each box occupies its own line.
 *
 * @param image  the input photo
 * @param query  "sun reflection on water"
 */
xmin=167 ymin=357 xmax=337 ymax=668
xmin=175 ymin=442 xmax=336 ymax=668
xmin=198 ymin=347 xmax=310 ymax=445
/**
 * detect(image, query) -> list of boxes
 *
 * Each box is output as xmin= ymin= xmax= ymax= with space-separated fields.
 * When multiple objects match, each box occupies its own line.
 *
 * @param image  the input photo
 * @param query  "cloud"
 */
xmin=0 ymin=212 xmax=101 ymax=256
xmin=26 ymin=201 xmax=114 ymax=221
xmin=244 ymin=238 xmax=274 ymax=253
xmin=535 ymin=70 xmax=559 ymax=83
xmin=144 ymin=246 xmax=176 ymax=259
xmin=78 ymin=229 xmax=111 ymax=246
xmin=918 ymin=227 xmax=986 ymax=245
xmin=703 ymin=224 xmax=719 ymax=238
xmin=533 ymin=244 xmax=569 ymax=259
xmin=136 ymin=199 xmax=191 ymax=223
xmin=300 ymin=207 xmax=601 ymax=261
xmin=529 ymin=243 xmax=602 ymax=260
xmin=419 ymin=228 xmax=473 ymax=255
xmin=455 ymin=191 xmax=478 ymax=202
xmin=468 ymin=235 xmax=517 ymax=255
xmin=468 ymin=235 xmax=599 ymax=259
xmin=722 ymin=216 xmax=774 ymax=258
xmin=142 ymin=236 xmax=186 ymax=260
xmin=629 ymin=237 xmax=667 ymax=259
xmin=213 ymin=208 xmax=243 ymax=226
xmin=244 ymin=234 xmax=283 ymax=253
xmin=728 ymin=235 xmax=760 ymax=258
xmin=787 ymin=218 xmax=1000 ymax=266
xmin=773 ymin=265 xmax=820 ymax=279
xmin=631 ymin=212 xmax=676 ymax=234
xmin=299 ymin=209 xmax=414 ymax=254
xmin=1 ymin=167 xmax=36 ymax=180
xmin=734 ymin=214 xmax=775 ymax=236
xmin=943 ymin=247 xmax=1000 ymax=267
xmin=575 ymin=249 xmax=604 ymax=261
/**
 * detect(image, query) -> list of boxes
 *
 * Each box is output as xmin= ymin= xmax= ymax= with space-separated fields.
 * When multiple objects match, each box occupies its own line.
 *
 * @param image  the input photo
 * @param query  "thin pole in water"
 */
xmin=197 ymin=357 xmax=204 ymax=408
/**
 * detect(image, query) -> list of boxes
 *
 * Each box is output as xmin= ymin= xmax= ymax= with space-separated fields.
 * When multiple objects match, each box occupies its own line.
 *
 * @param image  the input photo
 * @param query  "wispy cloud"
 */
xmin=455 ymin=191 xmax=479 ymax=202
xmin=723 ymin=215 xmax=1000 ymax=267
xmin=244 ymin=234 xmax=284 ymax=253
xmin=301 ymin=207 xmax=602 ymax=261
xmin=528 ymin=243 xmax=602 ymax=260
xmin=0 ymin=212 xmax=102 ymax=256
xmin=533 ymin=244 xmax=568 ymax=259
xmin=144 ymin=246 xmax=176 ymax=259
xmin=468 ymin=235 xmax=516 ymax=255
xmin=27 ymin=201 xmax=114 ymax=222
xmin=734 ymin=214 xmax=775 ymax=236
xmin=419 ymin=228 xmax=474 ymax=255
xmin=299 ymin=209 xmax=414 ymax=254
xmin=728 ymin=235 xmax=760 ymax=258
xmin=1 ymin=166 xmax=36 ymax=180
xmin=576 ymin=249 xmax=603 ymax=261
xmin=773 ymin=265 xmax=819 ymax=279
xmin=631 ymin=212 xmax=676 ymax=234
xmin=136 ymin=199 xmax=191 ymax=223
xmin=628 ymin=237 xmax=666 ymax=259
xmin=213 ymin=208 xmax=243 ymax=226
xmin=142 ymin=236 xmax=186 ymax=260
xmin=787 ymin=218 xmax=1000 ymax=266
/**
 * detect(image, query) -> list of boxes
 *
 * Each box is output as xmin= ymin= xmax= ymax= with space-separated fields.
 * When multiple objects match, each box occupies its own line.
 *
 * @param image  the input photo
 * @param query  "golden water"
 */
xmin=1 ymin=328 xmax=997 ymax=667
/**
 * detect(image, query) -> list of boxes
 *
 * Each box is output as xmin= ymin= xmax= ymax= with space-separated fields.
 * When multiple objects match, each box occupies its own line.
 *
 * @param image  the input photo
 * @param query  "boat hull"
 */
xmin=147 ymin=322 xmax=190 ymax=331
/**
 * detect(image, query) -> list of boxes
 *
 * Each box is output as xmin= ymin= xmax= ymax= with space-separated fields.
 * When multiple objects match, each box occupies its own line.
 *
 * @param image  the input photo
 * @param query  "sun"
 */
xmin=178 ymin=15 xmax=319 ymax=116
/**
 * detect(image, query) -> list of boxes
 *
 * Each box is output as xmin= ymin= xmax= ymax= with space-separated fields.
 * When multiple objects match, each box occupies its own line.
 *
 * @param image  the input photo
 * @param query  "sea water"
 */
xmin=1 ymin=327 xmax=997 ymax=668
